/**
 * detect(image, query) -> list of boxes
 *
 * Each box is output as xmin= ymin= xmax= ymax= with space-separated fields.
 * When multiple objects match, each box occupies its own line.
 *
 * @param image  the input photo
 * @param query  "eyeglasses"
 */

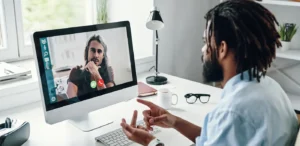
xmin=184 ymin=93 xmax=210 ymax=104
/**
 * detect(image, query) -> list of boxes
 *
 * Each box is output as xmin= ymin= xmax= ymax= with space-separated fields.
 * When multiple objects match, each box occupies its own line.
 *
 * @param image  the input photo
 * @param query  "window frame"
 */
xmin=14 ymin=0 xmax=31 ymax=58
xmin=0 ymin=0 xmax=19 ymax=61
xmin=14 ymin=0 xmax=99 ymax=58
xmin=1 ymin=0 xmax=155 ymax=62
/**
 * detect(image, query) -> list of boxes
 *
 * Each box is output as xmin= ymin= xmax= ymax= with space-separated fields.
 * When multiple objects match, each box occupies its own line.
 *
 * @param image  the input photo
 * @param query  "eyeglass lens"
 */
xmin=186 ymin=95 xmax=197 ymax=104
xmin=200 ymin=96 xmax=209 ymax=103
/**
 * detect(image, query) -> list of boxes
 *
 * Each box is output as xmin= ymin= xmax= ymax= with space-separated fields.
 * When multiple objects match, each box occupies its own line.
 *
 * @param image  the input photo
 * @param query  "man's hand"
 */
xmin=85 ymin=61 xmax=101 ymax=79
xmin=121 ymin=110 xmax=155 ymax=146
xmin=139 ymin=99 xmax=202 ymax=143
xmin=137 ymin=99 xmax=177 ymax=130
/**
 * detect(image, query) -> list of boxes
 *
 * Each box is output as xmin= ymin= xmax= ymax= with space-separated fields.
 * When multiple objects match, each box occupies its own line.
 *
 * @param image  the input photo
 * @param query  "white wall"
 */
xmin=49 ymin=33 xmax=86 ymax=68
xmin=48 ymin=27 xmax=133 ymax=94
xmin=107 ymin=0 xmax=154 ymax=59
xmin=262 ymin=4 xmax=300 ymax=96
xmin=263 ymin=5 xmax=300 ymax=50
xmin=154 ymin=0 xmax=214 ymax=82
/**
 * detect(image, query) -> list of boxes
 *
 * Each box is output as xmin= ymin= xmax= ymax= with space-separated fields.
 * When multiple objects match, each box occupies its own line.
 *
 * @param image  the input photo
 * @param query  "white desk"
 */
xmin=0 ymin=72 xmax=221 ymax=146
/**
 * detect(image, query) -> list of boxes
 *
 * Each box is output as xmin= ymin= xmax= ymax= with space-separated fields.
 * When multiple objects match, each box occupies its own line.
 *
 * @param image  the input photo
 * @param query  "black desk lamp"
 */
xmin=146 ymin=7 xmax=167 ymax=85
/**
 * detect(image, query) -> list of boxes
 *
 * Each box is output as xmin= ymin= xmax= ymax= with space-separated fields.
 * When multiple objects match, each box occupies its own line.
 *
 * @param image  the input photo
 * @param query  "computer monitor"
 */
xmin=32 ymin=21 xmax=138 ymax=132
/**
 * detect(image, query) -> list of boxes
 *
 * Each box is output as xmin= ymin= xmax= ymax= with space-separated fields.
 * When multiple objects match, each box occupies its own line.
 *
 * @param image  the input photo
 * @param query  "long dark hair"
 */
xmin=205 ymin=0 xmax=281 ymax=82
xmin=84 ymin=35 xmax=113 ymax=83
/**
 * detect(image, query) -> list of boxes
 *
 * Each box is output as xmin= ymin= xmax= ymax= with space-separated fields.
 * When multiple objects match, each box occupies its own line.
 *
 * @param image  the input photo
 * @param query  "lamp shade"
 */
xmin=146 ymin=7 xmax=164 ymax=30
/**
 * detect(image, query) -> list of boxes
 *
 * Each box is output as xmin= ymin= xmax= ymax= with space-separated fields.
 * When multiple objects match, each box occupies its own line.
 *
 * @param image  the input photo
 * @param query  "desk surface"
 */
xmin=0 ymin=72 xmax=222 ymax=146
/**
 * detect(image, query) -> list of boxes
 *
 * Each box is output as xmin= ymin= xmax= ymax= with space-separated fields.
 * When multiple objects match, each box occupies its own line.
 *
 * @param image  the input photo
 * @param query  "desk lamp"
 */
xmin=146 ymin=7 xmax=167 ymax=85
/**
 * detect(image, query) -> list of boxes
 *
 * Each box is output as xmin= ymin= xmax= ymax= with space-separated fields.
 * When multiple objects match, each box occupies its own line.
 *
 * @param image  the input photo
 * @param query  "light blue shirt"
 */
xmin=196 ymin=72 xmax=299 ymax=146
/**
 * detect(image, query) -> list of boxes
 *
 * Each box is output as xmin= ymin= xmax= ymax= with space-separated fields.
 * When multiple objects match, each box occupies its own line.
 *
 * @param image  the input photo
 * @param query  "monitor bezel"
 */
xmin=33 ymin=21 xmax=137 ymax=111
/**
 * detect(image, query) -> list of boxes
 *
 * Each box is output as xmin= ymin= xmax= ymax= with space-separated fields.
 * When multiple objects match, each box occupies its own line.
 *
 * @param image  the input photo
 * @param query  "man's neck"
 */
xmin=221 ymin=67 xmax=237 ymax=88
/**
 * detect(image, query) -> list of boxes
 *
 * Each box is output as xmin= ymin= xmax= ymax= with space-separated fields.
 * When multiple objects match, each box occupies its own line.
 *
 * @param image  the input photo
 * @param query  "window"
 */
xmin=0 ymin=0 xmax=154 ymax=61
xmin=0 ymin=0 xmax=18 ymax=61
xmin=15 ymin=0 xmax=95 ymax=57
xmin=0 ymin=4 xmax=6 ymax=48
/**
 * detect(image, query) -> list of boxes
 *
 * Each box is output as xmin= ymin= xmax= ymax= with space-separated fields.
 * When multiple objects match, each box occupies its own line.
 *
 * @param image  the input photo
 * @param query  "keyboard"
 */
xmin=95 ymin=120 xmax=161 ymax=146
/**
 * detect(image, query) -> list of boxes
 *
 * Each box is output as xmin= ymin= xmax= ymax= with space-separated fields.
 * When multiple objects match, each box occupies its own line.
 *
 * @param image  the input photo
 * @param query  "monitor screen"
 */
xmin=33 ymin=22 xmax=137 ymax=111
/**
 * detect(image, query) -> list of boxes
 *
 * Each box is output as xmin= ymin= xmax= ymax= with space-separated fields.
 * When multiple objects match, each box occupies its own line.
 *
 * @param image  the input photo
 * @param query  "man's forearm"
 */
xmin=173 ymin=116 xmax=201 ymax=143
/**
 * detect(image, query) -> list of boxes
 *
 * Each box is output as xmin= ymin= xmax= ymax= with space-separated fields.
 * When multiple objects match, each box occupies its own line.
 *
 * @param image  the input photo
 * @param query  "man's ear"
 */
xmin=218 ymin=41 xmax=228 ymax=60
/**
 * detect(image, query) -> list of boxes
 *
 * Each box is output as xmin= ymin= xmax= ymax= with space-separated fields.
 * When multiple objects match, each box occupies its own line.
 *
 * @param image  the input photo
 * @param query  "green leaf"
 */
xmin=279 ymin=23 xmax=298 ymax=41
xmin=279 ymin=25 xmax=285 ymax=41
xmin=96 ymin=0 xmax=108 ymax=24
xmin=290 ymin=27 xmax=298 ymax=41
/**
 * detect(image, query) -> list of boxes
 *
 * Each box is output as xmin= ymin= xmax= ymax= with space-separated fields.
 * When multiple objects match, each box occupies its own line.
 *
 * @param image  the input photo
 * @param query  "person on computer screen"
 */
xmin=66 ymin=35 xmax=115 ymax=99
xmin=120 ymin=1 xmax=299 ymax=146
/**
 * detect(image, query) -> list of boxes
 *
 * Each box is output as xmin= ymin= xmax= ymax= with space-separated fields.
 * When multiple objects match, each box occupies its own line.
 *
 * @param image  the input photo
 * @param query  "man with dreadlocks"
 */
xmin=120 ymin=1 xmax=299 ymax=146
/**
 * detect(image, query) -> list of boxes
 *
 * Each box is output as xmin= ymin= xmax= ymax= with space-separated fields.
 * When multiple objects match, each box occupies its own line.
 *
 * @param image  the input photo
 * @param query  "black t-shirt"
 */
xmin=68 ymin=66 xmax=114 ymax=101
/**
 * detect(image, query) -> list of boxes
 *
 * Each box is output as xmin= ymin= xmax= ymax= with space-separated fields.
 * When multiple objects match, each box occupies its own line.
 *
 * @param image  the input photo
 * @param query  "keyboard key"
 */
xmin=95 ymin=120 xmax=161 ymax=146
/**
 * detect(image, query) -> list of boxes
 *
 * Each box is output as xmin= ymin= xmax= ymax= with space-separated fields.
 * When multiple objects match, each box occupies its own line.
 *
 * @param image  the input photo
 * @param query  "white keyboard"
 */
xmin=95 ymin=120 xmax=161 ymax=146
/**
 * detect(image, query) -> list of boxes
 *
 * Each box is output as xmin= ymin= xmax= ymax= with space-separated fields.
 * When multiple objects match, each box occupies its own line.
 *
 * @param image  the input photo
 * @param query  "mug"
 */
xmin=157 ymin=88 xmax=178 ymax=109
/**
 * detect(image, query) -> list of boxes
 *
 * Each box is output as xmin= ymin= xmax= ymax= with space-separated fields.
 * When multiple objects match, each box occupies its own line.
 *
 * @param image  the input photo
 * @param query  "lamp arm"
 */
xmin=155 ymin=30 xmax=159 ymax=77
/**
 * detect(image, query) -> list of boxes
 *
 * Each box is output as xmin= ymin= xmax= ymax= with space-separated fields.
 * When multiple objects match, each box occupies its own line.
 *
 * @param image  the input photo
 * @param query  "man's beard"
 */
xmin=202 ymin=53 xmax=223 ymax=83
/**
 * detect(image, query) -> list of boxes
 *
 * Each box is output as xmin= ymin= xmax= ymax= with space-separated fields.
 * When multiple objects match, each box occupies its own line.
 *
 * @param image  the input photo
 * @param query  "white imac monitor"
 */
xmin=32 ymin=21 xmax=138 ymax=132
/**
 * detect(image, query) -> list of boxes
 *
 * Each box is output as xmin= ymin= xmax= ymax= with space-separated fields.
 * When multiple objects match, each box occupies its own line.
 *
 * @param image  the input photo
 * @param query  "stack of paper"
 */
xmin=0 ymin=62 xmax=32 ymax=84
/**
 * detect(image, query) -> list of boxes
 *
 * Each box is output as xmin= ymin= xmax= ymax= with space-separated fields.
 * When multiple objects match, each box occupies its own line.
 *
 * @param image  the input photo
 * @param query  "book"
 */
xmin=0 ymin=62 xmax=31 ymax=83
xmin=138 ymin=82 xmax=157 ymax=97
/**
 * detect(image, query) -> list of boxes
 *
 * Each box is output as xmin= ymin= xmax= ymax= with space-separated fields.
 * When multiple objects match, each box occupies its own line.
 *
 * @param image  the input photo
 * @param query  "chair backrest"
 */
xmin=294 ymin=110 xmax=300 ymax=146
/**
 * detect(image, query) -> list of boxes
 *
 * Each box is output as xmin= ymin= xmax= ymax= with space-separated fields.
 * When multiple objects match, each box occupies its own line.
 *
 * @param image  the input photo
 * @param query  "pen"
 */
xmin=4 ymin=68 xmax=14 ymax=75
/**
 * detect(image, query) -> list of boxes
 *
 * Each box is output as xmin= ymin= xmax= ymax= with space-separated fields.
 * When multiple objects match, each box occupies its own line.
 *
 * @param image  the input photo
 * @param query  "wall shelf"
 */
xmin=257 ymin=0 xmax=300 ymax=7
xmin=276 ymin=49 xmax=300 ymax=61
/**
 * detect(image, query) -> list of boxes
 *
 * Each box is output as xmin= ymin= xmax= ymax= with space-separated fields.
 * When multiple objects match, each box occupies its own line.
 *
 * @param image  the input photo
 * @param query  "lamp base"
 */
xmin=146 ymin=76 xmax=168 ymax=85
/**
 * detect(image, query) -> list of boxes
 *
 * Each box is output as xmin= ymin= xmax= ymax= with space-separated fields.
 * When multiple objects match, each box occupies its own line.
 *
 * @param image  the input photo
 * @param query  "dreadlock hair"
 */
xmin=205 ymin=0 xmax=281 ymax=82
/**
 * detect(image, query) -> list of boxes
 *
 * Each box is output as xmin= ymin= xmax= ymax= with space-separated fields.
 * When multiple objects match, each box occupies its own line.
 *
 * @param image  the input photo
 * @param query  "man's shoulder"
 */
xmin=224 ymin=75 xmax=284 ymax=102
xmin=69 ymin=67 xmax=85 ymax=85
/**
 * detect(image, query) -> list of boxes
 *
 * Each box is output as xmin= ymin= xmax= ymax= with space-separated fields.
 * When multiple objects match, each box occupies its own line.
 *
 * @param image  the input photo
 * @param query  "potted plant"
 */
xmin=279 ymin=23 xmax=298 ymax=51
xmin=96 ymin=0 xmax=108 ymax=24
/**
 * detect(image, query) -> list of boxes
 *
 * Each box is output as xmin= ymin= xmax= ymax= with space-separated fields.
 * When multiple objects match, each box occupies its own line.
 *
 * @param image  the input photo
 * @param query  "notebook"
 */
xmin=0 ymin=62 xmax=31 ymax=83
xmin=138 ymin=82 xmax=157 ymax=97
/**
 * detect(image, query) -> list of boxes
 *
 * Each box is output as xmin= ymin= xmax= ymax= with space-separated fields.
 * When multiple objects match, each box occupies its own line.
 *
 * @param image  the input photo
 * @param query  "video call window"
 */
xmin=39 ymin=27 xmax=133 ymax=104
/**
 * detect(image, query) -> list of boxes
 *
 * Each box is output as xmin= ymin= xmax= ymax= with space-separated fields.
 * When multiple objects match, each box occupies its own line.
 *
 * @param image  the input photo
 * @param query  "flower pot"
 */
xmin=280 ymin=41 xmax=291 ymax=51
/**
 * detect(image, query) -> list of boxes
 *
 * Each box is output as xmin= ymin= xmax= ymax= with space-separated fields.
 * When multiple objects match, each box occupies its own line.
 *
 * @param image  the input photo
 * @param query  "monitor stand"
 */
xmin=68 ymin=114 xmax=113 ymax=132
